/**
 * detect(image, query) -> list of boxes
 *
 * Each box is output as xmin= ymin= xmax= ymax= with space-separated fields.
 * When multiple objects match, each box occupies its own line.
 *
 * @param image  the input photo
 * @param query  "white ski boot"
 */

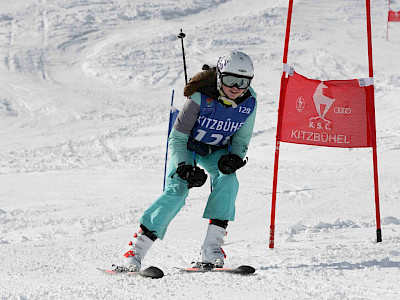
xmin=199 ymin=224 xmax=227 ymax=267
xmin=123 ymin=230 xmax=154 ymax=271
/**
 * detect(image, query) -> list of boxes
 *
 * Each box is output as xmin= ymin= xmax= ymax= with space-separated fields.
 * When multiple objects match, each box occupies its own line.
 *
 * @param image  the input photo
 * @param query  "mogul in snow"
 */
xmin=121 ymin=50 xmax=257 ymax=271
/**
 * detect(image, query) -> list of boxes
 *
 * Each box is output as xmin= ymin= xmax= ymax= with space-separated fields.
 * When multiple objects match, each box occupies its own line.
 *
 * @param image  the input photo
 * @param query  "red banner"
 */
xmin=279 ymin=72 xmax=373 ymax=148
xmin=388 ymin=10 xmax=400 ymax=22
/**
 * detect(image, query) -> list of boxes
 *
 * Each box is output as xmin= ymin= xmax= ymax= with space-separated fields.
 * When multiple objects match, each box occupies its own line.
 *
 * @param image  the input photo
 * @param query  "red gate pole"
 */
xmin=366 ymin=0 xmax=382 ymax=242
xmin=387 ymin=0 xmax=390 ymax=41
xmin=269 ymin=0 xmax=294 ymax=249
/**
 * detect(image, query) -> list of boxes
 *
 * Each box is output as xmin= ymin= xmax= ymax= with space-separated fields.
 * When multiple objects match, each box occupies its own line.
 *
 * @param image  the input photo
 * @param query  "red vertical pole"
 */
xmin=366 ymin=0 xmax=382 ymax=242
xmin=387 ymin=0 xmax=390 ymax=41
xmin=269 ymin=0 xmax=294 ymax=249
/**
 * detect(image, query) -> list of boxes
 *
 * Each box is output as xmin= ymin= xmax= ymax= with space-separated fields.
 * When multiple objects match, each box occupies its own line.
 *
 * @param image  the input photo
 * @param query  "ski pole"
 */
xmin=178 ymin=29 xmax=188 ymax=85
xmin=178 ymin=29 xmax=197 ymax=167
xmin=177 ymin=29 xmax=212 ymax=191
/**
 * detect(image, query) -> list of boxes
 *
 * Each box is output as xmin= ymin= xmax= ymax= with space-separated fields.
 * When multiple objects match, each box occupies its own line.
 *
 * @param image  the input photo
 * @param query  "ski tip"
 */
xmin=141 ymin=266 xmax=164 ymax=279
xmin=237 ymin=265 xmax=256 ymax=274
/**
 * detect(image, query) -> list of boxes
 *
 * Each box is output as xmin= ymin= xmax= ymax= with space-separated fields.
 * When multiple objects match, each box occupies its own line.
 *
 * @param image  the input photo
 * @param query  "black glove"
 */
xmin=218 ymin=154 xmax=247 ymax=174
xmin=176 ymin=164 xmax=208 ymax=189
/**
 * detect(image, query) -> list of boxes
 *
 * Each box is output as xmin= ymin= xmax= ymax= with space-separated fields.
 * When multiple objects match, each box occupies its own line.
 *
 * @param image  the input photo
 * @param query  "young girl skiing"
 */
xmin=121 ymin=50 xmax=257 ymax=271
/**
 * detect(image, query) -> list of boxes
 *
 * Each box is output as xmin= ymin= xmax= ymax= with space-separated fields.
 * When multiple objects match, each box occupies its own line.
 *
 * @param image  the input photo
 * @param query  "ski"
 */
xmin=177 ymin=264 xmax=255 ymax=275
xmin=97 ymin=266 xmax=164 ymax=279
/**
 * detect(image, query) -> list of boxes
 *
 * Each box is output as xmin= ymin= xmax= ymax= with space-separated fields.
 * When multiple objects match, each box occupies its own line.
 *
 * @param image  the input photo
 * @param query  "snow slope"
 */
xmin=0 ymin=0 xmax=399 ymax=299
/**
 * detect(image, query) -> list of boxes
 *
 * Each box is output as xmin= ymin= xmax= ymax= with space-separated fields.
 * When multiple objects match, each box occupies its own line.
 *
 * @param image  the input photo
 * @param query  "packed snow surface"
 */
xmin=0 ymin=0 xmax=400 ymax=299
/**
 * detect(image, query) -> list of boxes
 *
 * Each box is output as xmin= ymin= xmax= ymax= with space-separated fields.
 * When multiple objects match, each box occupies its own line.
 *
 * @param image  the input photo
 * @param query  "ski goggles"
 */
xmin=221 ymin=74 xmax=252 ymax=89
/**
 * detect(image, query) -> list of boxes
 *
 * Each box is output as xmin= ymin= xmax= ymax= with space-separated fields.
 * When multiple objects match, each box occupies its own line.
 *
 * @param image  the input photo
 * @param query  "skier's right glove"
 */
xmin=176 ymin=164 xmax=208 ymax=189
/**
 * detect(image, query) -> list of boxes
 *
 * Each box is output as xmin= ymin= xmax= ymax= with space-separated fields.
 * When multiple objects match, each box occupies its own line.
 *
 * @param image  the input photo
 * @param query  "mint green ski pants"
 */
xmin=139 ymin=148 xmax=239 ymax=239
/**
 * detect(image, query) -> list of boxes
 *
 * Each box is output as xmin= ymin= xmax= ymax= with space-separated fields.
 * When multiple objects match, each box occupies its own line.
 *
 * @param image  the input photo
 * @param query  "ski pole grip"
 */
xmin=178 ymin=29 xmax=186 ymax=39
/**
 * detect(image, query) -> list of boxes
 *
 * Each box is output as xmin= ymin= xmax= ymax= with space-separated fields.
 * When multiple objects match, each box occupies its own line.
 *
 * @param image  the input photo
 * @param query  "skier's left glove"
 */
xmin=218 ymin=154 xmax=248 ymax=174
xmin=176 ymin=164 xmax=208 ymax=189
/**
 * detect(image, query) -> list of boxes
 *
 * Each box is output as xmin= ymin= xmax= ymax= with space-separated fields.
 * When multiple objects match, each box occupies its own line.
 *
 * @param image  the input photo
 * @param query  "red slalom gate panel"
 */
xmin=269 ymin=0 xmax=381 ymax=249
xmin=279 ymin=72 xmax=373 ymax=148
xmin=388 ymin=10 xmax=400 ymax=22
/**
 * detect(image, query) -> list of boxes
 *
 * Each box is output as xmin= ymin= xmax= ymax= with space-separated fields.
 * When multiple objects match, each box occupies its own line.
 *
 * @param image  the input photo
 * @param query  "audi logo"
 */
xmin=334 ymin=107 xmax=352 ymax=114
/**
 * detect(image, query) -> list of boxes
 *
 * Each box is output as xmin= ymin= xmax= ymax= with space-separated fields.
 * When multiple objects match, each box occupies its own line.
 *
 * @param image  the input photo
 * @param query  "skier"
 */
xmin=122 ymin=50 xmax=257 ymax=271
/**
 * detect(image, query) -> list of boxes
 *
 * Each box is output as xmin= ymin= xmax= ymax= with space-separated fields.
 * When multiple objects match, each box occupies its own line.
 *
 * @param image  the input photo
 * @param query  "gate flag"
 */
xmin=387 ymin=0 xmax=400 ymax=40
xmin=388 ymin=10 xmax=400 ymax=22
xmin=279 ymin=70 xmax=374 ymax=148
xmin=163 ymin=90 xmax=179 ymax=191
xmin=269 ymin=0 xmax=381 ymax=249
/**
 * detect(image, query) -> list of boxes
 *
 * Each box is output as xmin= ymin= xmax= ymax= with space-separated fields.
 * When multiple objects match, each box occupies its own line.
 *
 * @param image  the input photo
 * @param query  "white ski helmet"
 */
xmin=216 ymin=50 xmax=254 ymax=94
xmin=217 ymin=50 xmax=254 ymax=78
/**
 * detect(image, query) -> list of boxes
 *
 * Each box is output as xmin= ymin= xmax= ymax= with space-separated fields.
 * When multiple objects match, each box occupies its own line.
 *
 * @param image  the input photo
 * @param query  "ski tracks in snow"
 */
xmin=0 ymin=0 xmax=400 ymax=299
